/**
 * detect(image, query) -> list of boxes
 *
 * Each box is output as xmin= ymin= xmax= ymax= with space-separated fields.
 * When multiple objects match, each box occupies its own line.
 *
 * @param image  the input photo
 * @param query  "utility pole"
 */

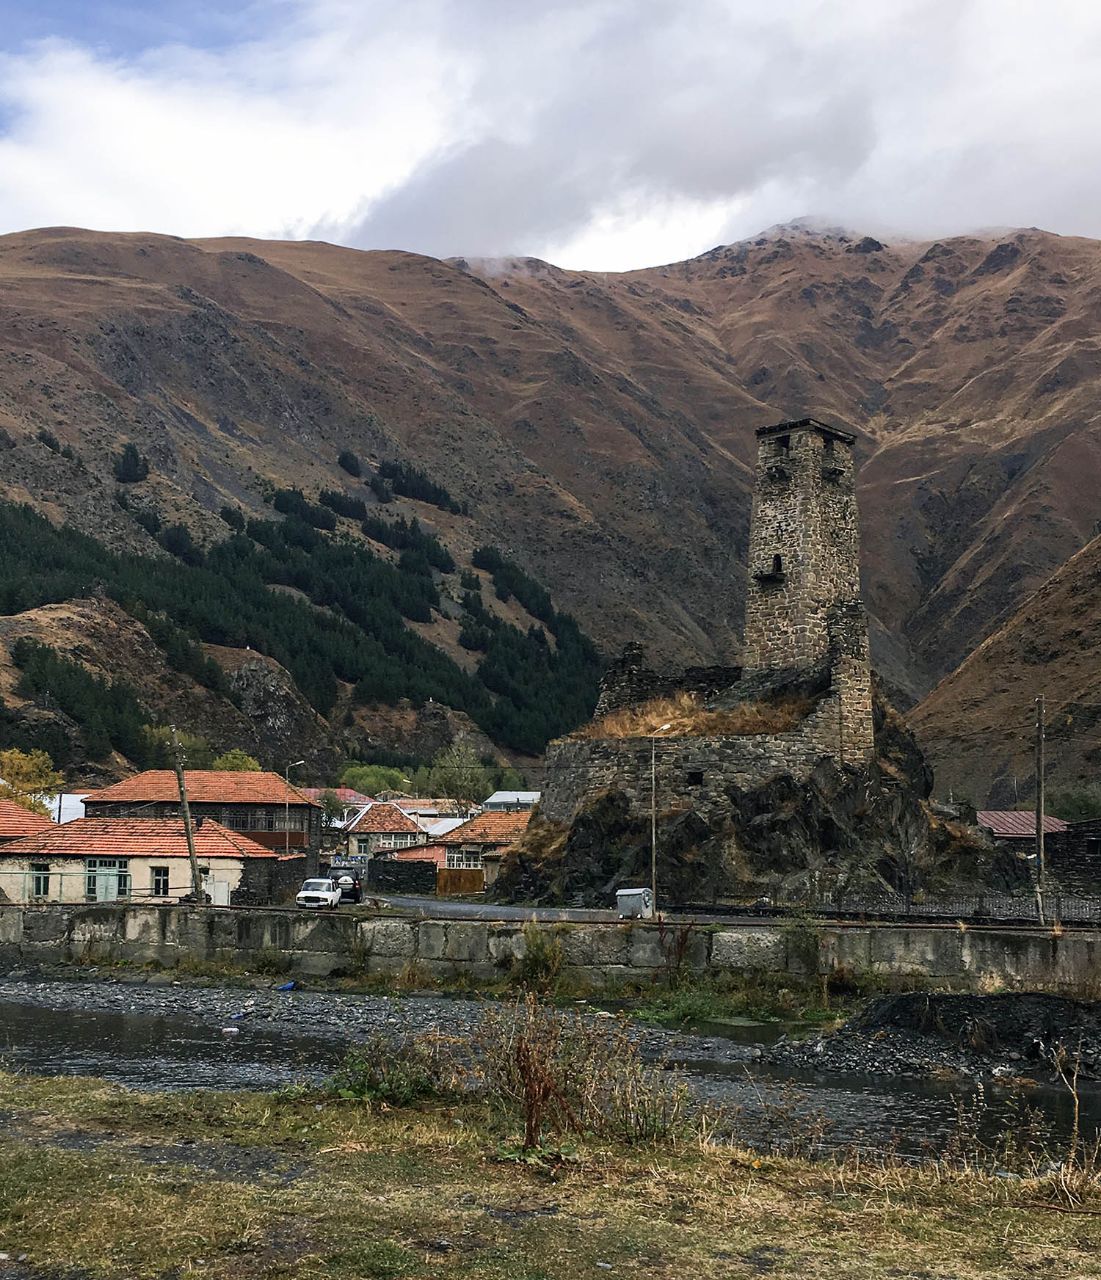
xmin=171 ymin=726 xmax=204 ymax=902
xmin=650 ymin=723 xmax=672 ymax=919
xmin=285 ymin=759 xmax=305 ymax=859
xmin=1035 ymin=695 xmax=1046 ymax=926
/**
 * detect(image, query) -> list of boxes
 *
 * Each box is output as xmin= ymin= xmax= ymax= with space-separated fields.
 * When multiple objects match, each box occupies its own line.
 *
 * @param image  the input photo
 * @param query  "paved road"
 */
xmin=369 ymin=894 xmax=754 ymax=925
xmin=371 ymin=894 xmax=621 ymax=922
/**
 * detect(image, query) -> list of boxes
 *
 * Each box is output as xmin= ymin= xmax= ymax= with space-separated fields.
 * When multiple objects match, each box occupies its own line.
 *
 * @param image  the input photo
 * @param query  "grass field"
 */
xmin=0 ymin=1069 xmax=1099 ymax=1279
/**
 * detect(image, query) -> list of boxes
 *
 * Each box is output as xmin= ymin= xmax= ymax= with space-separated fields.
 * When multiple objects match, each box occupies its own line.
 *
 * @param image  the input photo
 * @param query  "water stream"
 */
xmin=0 ymin=994 xmax=1097 ymax=1158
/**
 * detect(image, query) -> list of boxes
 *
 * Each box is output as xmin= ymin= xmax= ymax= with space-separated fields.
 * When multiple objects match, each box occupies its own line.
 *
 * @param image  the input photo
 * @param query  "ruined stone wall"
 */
xmin=594 ymin=644 xmax=742 ymax=719
xmin=541 ymin=702 xmax=852 ymax=825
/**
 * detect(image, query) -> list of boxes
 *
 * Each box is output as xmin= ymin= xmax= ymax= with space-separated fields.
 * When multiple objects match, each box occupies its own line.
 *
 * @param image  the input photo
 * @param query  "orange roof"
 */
xmin=442 ymin=811 xmax=530 ymax=846
xmin=83 ymin=771 xmax=320 ymax=807
xmin=347 ymin=803 xmax=425 ymax=835
xmin=392 ymin=844 xmax=448 ymax=866
xmin=1 ymin=817 xmax=280 ymax=859
xmin=0 ymin=799 xmax=55 ymax=841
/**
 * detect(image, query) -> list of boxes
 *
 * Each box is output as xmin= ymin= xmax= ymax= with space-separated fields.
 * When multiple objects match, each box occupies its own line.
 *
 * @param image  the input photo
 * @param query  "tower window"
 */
xmin=823 ymin=437 xmax=835 ymax=456
xmin=775 ymin=434 xmax=790 ymax=455
xmin=686 ymin=770 xmax=704 ymax=787
xmin=754 ymin=553 xmax=786 ymax=584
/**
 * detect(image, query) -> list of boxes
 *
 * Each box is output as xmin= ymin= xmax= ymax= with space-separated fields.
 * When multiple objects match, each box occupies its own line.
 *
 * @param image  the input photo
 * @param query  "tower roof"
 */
xmin=756 ymin=417 xmax=856 ymax=446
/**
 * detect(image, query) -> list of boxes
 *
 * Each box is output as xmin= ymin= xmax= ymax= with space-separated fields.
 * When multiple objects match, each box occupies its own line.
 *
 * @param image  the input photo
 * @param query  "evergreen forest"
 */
xmin=0 ymin=501 xmax=599 ymax=760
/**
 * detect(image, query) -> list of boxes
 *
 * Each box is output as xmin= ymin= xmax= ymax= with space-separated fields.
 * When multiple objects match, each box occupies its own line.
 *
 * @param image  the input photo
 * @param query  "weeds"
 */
xmin=474 ymin=992 xmax=692 ymax=1148
xmin=572 ymin=690 xmax=816 ymax=739
xmin=509 ymin=921 xmax=563 ymax=993
xmin=657 ymin=918 xmax=695 ymax=988
xmin=251 ymin=947 xmax=293 ymax=977
xmin=326 ymin=1033 xmax=459 ymax=1105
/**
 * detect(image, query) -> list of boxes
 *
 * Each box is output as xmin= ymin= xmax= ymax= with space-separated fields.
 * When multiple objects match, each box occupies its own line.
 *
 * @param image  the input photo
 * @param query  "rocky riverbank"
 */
xmin=0 ymin=971 xmax=755 ymax=1072
xmin=768 ymin=992 xmax=1101 ymax=1081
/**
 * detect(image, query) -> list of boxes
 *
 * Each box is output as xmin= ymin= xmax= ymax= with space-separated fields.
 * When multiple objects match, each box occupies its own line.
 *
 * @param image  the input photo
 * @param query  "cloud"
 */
xmin=2 ymin=0 xmax=1101 ymax=268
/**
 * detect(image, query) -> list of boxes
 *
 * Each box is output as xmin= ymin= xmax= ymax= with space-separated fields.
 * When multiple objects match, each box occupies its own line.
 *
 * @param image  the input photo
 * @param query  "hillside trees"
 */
xmin=0 ymin=747 xmax=63 ymax=814
xmin=0 ymin=502 xmax=599 ymax=756
xmin=212 ymin=748 xmax=261 ymax=771
xmin=11 ymin=640 xmax=154 ymax=765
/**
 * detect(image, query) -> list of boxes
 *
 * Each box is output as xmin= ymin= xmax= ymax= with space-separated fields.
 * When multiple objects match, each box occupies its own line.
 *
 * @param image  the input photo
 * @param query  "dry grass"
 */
xmin=573 ymin=690 xmax=815 ymax=739
xmin=0 ymin=1070 xmax=1100 ymax=1278
xmin=0 ymin=1070 xmax=1095 ymax=1280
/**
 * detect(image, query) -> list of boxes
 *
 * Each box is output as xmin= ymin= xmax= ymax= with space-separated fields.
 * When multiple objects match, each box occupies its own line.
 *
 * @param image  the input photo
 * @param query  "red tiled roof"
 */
xmin=441 ymin=811 xmax=530 ymax=846
xmin=386 ymin=796 xmax=469 ymax=816
xmin=300 ymin=787 xmax=373 ymax=806
xmin=392 ymin=844 xmax=448 ymax=867
xmin=0 ymin=799 xmax=55 ymax=841
xmin=977 ymin=810 xmax=1068 ymax=838
xmin=1 ymin=817 xmax=280 ymax=859
xmin=347 ymin=803 xmax=426 ymax=835
xmin=83 ymin=771 xmax=321 ymax=807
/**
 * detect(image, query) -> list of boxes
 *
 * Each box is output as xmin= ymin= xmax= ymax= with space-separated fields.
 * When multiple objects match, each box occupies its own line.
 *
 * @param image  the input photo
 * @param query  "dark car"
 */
xmin=333 ymin=872 xmax=364 ymax=904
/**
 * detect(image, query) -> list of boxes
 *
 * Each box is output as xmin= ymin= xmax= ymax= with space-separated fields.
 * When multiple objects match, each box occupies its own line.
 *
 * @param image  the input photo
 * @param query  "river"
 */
xmin=0 ymin=981 xmax=1096 ymax=1159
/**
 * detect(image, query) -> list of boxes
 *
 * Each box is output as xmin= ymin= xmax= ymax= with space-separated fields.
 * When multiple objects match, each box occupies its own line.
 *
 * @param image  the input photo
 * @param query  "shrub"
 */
xmin=252 ymin=948 xmax=293 ymax=976
xmin=219 ymin=505 xmax=246 ymax=531
xmin=474 ymin=994 xmax=691 ymax=1148
xmin=510 ymin=921 xmax=564 ymax=992
xmin=325 ymin=1034 xmax=457 ymax=1105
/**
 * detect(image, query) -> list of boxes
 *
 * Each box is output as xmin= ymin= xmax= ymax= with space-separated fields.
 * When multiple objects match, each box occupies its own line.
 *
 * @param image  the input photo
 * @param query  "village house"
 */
xmin=0 ymin=817 xmax=296 ymax=905
xmin=977 ymin=810 xmax=1068 ymax=847
xmin=345 ymin=802 xmax=429 ymax=858
xmin=441 ymin=811 xmax=531 ymax=878
xmin=0 ymin=798 xmax=55 ymax=846
xmin=81 ymin=771 xmax=324 ymax=853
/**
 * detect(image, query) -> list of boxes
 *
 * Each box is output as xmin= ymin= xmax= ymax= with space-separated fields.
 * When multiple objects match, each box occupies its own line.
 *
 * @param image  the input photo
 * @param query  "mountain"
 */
xmin=2 ymin=221 xmax=1101 ymax=781
xmin=910 ymin=529 xmax=1101 ymax=806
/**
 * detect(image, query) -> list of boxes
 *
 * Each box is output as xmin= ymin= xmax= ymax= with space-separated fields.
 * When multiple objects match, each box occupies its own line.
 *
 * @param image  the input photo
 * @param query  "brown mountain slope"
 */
xmin=2 ymin=222 xmax=1101 ymax=703
xmin=910 ymin=532 xmax=1101 ymax=806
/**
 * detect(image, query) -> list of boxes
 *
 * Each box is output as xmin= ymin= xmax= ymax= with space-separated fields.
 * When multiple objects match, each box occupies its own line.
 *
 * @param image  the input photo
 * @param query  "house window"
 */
xmin=85 ymin=858 xmax=131 ymax=902
xmin=446 ymin=847 xmax=484 ymax=870
xmin=31 ymin=863 xmax=50 ymax=898
xmin=151 ymin=866 xmax=170 ymax=898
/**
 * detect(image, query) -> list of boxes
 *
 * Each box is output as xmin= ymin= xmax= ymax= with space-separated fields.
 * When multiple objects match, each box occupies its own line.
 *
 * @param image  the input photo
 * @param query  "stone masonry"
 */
xmin=539 ymin=418 xmax=876 ymax=825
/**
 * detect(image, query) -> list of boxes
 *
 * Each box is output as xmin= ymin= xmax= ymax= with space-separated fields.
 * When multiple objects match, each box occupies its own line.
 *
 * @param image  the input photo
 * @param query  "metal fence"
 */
xmin=749 ymin=888 xmax=1101 ymax=926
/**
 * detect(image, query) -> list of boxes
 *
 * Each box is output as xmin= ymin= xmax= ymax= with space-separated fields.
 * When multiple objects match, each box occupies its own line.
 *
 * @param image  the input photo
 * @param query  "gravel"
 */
xmin=0 ymin=969 xmax=755 ymax=1071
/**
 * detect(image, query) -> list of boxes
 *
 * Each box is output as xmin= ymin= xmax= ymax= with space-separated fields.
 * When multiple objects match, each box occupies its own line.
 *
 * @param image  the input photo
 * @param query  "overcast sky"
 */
xmin=0 ymin=0 xmax=1099 ymax=270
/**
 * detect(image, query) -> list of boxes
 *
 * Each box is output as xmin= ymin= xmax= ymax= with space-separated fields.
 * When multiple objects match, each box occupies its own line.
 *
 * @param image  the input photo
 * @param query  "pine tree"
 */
xmin=113 ymin=443 xmax=150 ymax=483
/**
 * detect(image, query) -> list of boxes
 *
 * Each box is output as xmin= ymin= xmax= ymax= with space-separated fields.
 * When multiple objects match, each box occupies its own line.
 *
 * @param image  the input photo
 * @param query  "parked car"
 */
xmin=296 ymin=878 xmax=342 ymax=910
xmin=334 ymin=873 xmax=363 ymax=905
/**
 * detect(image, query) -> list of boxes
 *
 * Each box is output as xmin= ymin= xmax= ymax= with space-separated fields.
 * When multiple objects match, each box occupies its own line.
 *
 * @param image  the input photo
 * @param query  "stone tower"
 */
xmin=741 ymin=417 xmax=874 ymax=762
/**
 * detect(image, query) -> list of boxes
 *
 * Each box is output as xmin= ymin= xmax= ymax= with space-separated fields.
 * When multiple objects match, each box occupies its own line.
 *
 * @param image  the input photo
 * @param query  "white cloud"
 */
xmin=2 ymin=0 xmax=1101 ymax=267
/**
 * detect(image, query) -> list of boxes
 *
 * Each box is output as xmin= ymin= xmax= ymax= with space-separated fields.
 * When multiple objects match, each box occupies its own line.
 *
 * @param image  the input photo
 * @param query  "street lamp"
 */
xmin=650 ymin=722 xmax=672 ymax=918
xmin=285 ymin=760 xmax=305 ymax=858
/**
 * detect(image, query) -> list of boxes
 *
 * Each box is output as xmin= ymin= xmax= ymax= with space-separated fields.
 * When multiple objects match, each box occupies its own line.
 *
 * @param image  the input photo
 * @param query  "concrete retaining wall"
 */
xmin=2 ymin=905 xmax=1101 ymax=992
